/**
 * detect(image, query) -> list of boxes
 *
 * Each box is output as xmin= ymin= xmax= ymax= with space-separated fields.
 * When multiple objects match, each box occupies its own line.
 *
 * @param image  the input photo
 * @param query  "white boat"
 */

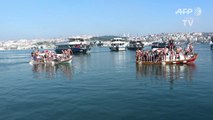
xmin=55 ymin=37 xmax=91 ymax=54
xmin=109 ymin=38 xmax=127 ymax=51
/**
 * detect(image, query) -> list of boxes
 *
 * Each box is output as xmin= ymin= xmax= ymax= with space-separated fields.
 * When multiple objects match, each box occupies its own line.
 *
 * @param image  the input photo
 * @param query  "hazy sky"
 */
xmin=0 ymin=0 xmax=212 ymax=40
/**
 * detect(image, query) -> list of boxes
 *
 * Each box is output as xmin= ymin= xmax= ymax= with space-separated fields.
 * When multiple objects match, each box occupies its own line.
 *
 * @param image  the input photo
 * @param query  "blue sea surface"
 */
xmin=0 ymin=44 xmax=213 ymax=120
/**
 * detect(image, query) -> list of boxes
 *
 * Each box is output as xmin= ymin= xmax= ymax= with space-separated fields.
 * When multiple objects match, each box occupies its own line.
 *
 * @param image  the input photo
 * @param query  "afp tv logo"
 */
xmin=175 ymin=7 xmax=202 ymax=27
xmin=175 ymin=7 xmax=202 ymax=16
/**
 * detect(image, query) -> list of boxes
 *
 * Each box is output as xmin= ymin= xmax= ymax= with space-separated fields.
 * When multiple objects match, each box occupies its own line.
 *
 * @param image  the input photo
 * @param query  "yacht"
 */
xmin=127 ymin=40 xmax=144 ymax=50
xmin=109 ymin=38 xmax=127 ymax=51
xmin=55 ymin=37 xmax=91 ymax=54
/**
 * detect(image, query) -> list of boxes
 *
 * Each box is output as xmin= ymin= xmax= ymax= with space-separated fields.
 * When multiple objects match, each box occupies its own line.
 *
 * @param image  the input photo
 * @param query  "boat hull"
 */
xmin=109 ymin=46 xmax=126 ymax=51
xmin=55 ymin=47 xmax=89 ymax=54
xmin=136 ymin=54 xmax=198 ymax=65
xmin=127 ymin=47 xmax=143 ymax=50
xmin=29 ymin=57 xmax=72 ymax=65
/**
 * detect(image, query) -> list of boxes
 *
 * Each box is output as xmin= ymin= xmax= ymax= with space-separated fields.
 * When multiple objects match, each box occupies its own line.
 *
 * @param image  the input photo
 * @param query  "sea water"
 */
xmin=0 ymin=44 xmax=213 ymax=120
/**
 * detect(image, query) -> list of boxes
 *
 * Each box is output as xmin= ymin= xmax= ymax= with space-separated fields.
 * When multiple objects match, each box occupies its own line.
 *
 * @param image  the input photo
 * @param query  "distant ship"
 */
xmin=127 ymin=40 xmax=144 ymax=50
xmin=109 ymin=38 xmax=128 ymax=51
xmin=55 ymin=37 xmax=91 ymax=54
xmin=96 ymin=41 xmax=104 ymax=47
xmin=151 ymin=40 xmax=176 ymax=50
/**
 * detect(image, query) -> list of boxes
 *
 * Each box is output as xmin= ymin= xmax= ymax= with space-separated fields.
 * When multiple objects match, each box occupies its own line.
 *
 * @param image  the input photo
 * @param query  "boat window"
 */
xmin=58 ymin=45 xmax=69 ymax=49
xmin=69 ymin=45 xmax=75 ymax=48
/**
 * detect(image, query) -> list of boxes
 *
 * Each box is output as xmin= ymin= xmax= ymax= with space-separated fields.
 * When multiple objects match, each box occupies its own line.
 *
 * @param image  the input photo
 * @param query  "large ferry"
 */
xmin=109 ymin=38 xmax=128 ymax=51
xmin=55 ymin=37 xmax=91 ymax=54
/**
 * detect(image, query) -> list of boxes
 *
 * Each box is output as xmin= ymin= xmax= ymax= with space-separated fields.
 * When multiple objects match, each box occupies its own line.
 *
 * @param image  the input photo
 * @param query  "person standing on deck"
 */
xmin=136 ymin=49 xmax=140 ymax=62
xmin=168 ymin=39 xmax=175 ymax=60
xmin=176 ymin=47 xmax=182 ymax=60
xmin=168 ymin=39 xmax=174 ymax=50
xmin=163 ymin=46 xmax=168 ymax=61
xmin=189 ymin=43 xmax=194 ymax=54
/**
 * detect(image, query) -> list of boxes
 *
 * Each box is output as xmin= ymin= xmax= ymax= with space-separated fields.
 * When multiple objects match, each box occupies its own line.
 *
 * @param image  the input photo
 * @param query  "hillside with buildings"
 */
xmin=0 ymin=32 xmax=212 ymax=50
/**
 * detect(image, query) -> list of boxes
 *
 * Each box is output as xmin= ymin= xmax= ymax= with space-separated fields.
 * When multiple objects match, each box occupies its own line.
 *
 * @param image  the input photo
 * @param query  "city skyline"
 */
xmin=0 ymin=0 xmax=213 ymax=40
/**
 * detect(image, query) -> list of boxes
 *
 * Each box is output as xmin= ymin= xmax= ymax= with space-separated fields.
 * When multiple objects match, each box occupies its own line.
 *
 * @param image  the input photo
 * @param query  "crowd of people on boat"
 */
xmin=136 ymin=41 xmax=194 ymax=63
xmin=31 ymin=49 xmax=72 ymax=63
